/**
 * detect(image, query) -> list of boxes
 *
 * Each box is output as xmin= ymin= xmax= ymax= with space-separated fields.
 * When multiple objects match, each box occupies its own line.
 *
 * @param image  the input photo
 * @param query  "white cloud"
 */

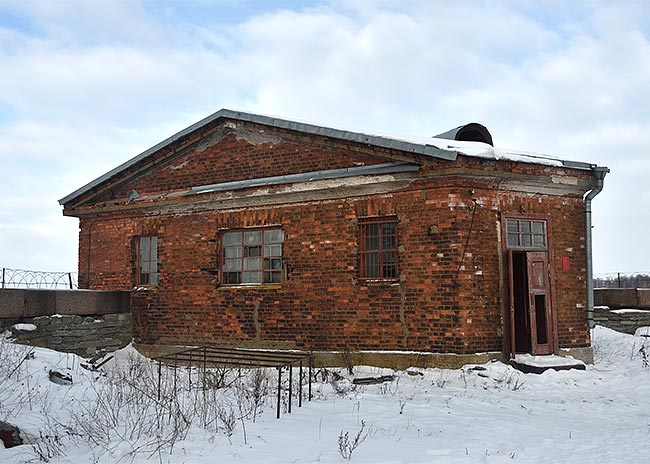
xmin=0 ymin=0 xmax=648 ymax=274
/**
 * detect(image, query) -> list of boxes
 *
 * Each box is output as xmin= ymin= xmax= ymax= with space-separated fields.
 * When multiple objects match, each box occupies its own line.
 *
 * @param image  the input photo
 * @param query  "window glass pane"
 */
xmin=264 ymin=245 xmax=282 ymax=257
xmin=264 ymin=229 xmax=284 ymax=243
xmin=521 ymin=221 xmax=531 ymax=233
xmin=532 ymin=234 xmax=545 ymax=248
xmin=245 ymin=246 xmax=261 ymax=257
xmin=140 ymin=237 xmax=150 ymax=252
xmin=382 ymin=222 xmax=395 ymax=235
xmin=507 ymin=233 xmax=519 ymax=247
xmin=244 ymin=231 xmax=262 ymax=245
xmin=532 ymin=221 xmax=544 ymax=234
xmin=243 ymin=257 xmax=261 ymax=271
xmin=224 ymin=246 xmax=242 ymax=258
xmin=521 ymin=234 xmax=532 ymax=247
xmin=243 ymin=271 xmax=262 ymax=283
xmin=367 ymin=223 xmax=380 ymax=236
xmin=383 ymin=251 xmax=396 ymax=264
xmin=506 ymin=220 xmax=519 ymax=233
xmin=383 ymin=264 xmax=397 ymax=278
xmin=382 ymin=234 xmax=396 ymax=250
xmin=265 ymin=271 xmax=282 ymax=283
xmin=223 ymin=260 xmax=242 ymax=271
xmin=223 ymin=232 xmax=241 ymax=246
xmin=223 ymin=272 xmax=240 ymax=284
xmin=140 ymin=273 xmax=149 ymax=285
xmin=366 ymin=236 xmax=379 ymax=250
xmin=150 ymin=273 xmax=160 ymax=286
xmin=365 ymin=252 xmax=380 ymax=278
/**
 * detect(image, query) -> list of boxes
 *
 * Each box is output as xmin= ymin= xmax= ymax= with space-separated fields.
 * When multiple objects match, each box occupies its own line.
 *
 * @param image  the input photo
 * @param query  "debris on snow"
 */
xmin=48 ymin=369 xmax=73 ymax=386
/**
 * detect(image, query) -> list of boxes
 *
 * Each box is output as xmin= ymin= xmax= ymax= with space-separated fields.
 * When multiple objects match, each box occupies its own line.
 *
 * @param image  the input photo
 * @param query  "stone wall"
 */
xmin=0 ymin=288 xmax=132 ymax=357
xmin=9 ymin=313 xmax=132 ymax=357
xmin=593 ymin=307 xmax=650 ymax=335
xmin=594 ymin=288 xmax=650 ymax=309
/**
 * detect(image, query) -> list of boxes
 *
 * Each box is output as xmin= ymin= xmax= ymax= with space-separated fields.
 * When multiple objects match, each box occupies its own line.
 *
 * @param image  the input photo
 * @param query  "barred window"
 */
xmin=135 ymin=236 xmax=159 ymax=286
xmin=221 ymin=228 xmax=284 ymax=285
xmin=359 ymin=217 xmax=398 ymax=280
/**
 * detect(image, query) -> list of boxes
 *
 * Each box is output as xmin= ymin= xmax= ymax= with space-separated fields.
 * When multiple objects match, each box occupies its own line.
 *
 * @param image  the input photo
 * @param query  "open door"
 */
xmin=503 ymin=216 xmax=557 ymax=358
xmin=526 ymin=251 xmax=553 ymax=355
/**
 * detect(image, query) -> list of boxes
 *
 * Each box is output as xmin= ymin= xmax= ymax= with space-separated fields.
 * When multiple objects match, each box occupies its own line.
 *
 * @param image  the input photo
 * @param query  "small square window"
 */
xmin=506 ymin=219 xmax=547 ymax=250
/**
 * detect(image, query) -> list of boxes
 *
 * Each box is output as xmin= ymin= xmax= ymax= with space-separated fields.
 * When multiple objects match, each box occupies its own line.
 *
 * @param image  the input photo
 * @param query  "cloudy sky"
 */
xmin=0 ymin=0 xmax=648 ymax=276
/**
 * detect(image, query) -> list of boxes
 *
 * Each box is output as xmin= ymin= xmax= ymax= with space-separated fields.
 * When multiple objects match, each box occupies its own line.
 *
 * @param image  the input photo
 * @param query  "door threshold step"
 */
xmin=511 ymin=354 xmax=586 ymax=374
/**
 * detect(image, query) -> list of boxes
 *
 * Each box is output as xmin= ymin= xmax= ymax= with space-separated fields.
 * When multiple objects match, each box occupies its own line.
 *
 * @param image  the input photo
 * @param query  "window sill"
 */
xmin=218 ymin=284 xmax=283 ymax=291
xmin=358 ymin=280 xmax=400 ymax=287
xmin=133 ymin=286 xmax=158 ymax=292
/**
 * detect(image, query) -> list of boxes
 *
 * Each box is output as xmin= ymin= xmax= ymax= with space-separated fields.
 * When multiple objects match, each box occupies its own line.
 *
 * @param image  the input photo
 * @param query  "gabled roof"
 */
xmin=59 ymin=108 xmax=598 ymax=206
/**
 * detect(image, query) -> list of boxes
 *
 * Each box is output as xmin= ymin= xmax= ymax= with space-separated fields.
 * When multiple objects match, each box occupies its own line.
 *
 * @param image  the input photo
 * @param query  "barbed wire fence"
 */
xmin=1 ymin=267 xmax=78 ymax=289
xmin=1 ymin=266 xmax=646 ymax=290
xmin=594 ymin=272 xmax=650 ymax=289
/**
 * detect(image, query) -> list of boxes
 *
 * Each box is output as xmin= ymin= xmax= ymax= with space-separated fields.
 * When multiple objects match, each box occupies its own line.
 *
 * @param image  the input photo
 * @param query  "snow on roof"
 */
xmin=377 ymin=134 xmax=567 ymax=167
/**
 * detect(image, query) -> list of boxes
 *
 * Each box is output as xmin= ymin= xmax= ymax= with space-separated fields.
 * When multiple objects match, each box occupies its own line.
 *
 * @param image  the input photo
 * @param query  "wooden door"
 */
xmin=526 ymin=252 xmax=553 ymax=355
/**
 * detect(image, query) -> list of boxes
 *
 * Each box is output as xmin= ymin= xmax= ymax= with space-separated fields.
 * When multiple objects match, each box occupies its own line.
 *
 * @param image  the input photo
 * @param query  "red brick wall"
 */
xmin=78 ymin=176 xmax=589 ymax=354
xmin=71 ymin=121 xmax=592 ymax=355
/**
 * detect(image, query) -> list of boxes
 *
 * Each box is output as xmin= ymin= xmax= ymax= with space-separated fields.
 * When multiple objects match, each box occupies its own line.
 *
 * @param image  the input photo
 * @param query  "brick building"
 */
xmin=60 ymin=109 xmax=607 ymax=366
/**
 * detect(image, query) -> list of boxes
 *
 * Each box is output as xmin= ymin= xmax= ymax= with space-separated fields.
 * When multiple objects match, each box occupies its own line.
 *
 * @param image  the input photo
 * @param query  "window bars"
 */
xmin=155 ymin=346 xmax=313 ymax=419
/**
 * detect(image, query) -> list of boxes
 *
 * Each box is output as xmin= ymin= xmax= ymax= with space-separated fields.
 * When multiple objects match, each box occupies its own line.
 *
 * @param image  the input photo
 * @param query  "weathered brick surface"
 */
xmin=98 ymin=122 xmax=390 ymax=202
xmin=70 ymin=121 xmax=594 ymax=355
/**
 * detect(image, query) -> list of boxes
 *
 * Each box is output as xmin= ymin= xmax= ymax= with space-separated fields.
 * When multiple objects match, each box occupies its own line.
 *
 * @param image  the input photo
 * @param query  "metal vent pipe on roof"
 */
xmin=434 ymin=123 xmax=494 ymax=146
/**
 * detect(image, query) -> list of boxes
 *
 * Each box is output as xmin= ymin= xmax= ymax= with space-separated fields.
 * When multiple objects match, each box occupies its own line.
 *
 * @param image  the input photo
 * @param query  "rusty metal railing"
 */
xmin=155 ymin=346 xmax=313 ymax=419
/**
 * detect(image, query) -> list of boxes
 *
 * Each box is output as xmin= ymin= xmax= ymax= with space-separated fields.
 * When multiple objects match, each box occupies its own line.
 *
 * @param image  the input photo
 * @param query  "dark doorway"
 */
xmin=512 ymin=252 xmax=531 ymax=353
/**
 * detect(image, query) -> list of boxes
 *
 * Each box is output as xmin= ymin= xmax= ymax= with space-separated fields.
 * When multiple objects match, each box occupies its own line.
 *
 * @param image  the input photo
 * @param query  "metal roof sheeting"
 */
xmin=185 ymin=161 xmax=420 ymax=196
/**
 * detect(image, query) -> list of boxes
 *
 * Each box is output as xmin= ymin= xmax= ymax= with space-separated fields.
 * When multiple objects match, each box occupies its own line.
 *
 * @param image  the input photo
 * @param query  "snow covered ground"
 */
xmin=1 ymin=326 xmax=649 ymax=463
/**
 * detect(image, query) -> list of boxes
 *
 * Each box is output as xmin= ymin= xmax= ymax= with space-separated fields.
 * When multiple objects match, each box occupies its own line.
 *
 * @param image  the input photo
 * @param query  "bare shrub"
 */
xmin=31 ymin=429 xmax=64 ymax=463
xmin=337 ymin=420 xmax=367 ymax=460
xmin=638 ymin=343 xmax=649 ymax=370
xmin=247 ymin=368 xmax=269 ymax=422
xmin=434 ymin=371 xmax=448 ymax=388
xmin=495 ymin=371 xmax=525 ymax=391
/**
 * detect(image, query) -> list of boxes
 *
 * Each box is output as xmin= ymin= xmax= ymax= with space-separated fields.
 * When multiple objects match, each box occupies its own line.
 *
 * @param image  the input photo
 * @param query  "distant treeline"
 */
xmin=594 ymin=273 xmax=650 ymax=289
